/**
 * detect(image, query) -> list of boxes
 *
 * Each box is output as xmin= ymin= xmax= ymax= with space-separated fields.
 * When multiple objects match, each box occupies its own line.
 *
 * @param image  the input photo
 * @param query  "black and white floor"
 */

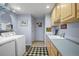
xmin=26 ymin=47 xmax=48 ymax=56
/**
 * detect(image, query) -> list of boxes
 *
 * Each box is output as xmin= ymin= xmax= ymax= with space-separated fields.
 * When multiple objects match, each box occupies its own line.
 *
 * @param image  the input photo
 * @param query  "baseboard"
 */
xmin=32 ymin=40 xmax=44 ymax=42
xmin=25 ymin=44 xmax=32 ymax=46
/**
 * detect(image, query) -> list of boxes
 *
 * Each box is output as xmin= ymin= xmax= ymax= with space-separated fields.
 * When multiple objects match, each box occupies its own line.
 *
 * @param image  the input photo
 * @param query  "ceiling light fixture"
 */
xmin=13 ymin=6 xmax=21 ymax=10
xmin=46 ymin=5 xmax=50 ymax=9
xmin=16 ymin=7 xmax=21 ymax=10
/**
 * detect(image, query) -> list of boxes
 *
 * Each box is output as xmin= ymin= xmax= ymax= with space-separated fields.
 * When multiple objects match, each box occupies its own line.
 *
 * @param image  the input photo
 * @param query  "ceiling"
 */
xmin=8 ymin=3 xmax=55 ymax=18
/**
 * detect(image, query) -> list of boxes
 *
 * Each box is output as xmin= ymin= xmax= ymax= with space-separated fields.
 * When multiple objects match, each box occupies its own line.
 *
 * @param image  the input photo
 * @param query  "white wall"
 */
xmin=31 ymin=17 xmax=35 ymax=41
xmin=45 ymin=14 xmax=52 ymax=39
xmin=58 ymin=23 xmax=79 ymax=43
xmin=0 ymin=13 xmax=12 ymax=23
xmin=0 ymin=13 xmax=12 ymax=31
xmin=45 ymin=14 xmax=52 ymax=33
xmin=10 ymin=14 xmax=32 ymax=45
xmin=10 ymin=13 xmax=18 ymax=33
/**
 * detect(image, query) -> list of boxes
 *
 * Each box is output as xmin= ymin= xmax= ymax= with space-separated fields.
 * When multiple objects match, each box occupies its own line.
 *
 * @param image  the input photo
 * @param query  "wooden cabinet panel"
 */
xmin=65 ymin=4 xmax=72 ymax=18
xmin=60 ymin=4 xmax=67 ymax=20
xmin=52 ymin=7 xmax=56 ymax=22
xmin=51 ymin=3 xmax=79 ymax=25
xmin=58 ymin=52 xmax=62 ymax=56
xmin=51 ymin=48 xmax=55 ymax=56
xmin=51 ymin=42 xmax=57 ymax=56
xmin=51 ymin=7 xmax=57 ymax=25
xmin=46 ymin=37 xmax=62 ymax=56
xmin=60 ymin=3 xmax=75 ymax=22
xmin=51 ymin=5 xmax=60 ymax=26
xmin=46 ymin=38 xmax=51 ymax=56
xmin=47 ymin=42 xmax=51 ymax=55
xmin=77 ymin=3 xmax=79 ymax=19
xmin=55 ymin=5 xmax=61 ymax=23
xmin=51 ymin=10 xmax=53 ymax=25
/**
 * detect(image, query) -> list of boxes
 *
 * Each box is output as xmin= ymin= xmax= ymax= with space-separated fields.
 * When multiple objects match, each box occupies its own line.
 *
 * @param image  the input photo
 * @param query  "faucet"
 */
xmin=59 ymin=33 xmax=65 ymax=37
xmin=62 ymin=33 xmax=65 ymax=37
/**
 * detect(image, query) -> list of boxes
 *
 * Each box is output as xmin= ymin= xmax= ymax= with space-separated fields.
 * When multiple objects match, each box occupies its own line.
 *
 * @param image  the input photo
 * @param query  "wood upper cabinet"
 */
xmin=51 ymin=7 xmax=56 ymax=25
xmin=60 ymin=3 xmax=76 ymax=23
xmin=55 ymin=5 xmax=61 ymax=23
xmin=51 ymin=3 xmax=79 ymax=25
xmin=77 ymin=3 xmax=79 ymax=19
xmin=51 ymin=5 xmax=60 ymax=26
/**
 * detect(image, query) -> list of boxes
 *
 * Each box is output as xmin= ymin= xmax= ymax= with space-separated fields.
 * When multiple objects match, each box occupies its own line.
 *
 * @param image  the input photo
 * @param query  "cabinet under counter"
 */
xmin=46 ymin=34 xmax=79 ymax=56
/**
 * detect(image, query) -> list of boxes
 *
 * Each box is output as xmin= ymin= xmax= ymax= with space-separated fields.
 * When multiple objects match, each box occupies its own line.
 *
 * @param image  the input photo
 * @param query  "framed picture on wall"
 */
xmin=61 ymin=24 xmax=67 ymax=29
xmin=18 ymin=20 xmax=28 ymax=26
xmin=36 ymin=22 xmax=42 ymax=27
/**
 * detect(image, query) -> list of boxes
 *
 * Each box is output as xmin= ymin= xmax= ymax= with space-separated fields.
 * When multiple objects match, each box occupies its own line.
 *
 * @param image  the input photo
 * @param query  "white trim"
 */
xmin=25 ymin=44 xmax=31 ymax=46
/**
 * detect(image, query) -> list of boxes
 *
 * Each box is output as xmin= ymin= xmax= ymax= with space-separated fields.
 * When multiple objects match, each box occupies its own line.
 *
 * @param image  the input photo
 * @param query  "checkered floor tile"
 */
xmin=26 ymin=47 xmax=48 ymax=56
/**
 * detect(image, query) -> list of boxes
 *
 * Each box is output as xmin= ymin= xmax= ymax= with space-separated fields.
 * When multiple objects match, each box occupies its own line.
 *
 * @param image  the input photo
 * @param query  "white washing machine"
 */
xmin=1 ymin=32 xmax=26 ymax=56
xmin=14 ymin=35 xmax=26 ymax=56
xmin=0 ymin=40 xmax=15 ymax=56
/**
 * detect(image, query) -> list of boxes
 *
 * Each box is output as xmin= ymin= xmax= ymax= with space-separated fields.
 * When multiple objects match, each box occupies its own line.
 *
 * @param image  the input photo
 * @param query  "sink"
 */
xmin=48 ymin=35 xmax=64 ymax=39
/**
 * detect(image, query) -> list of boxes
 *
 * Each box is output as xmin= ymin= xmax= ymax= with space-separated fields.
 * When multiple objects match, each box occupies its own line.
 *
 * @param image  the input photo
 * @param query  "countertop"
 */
xmin=0 ymin=35 xmax=24 ymax=45
xmin=47 ymin=34 xmax=79 ymax=56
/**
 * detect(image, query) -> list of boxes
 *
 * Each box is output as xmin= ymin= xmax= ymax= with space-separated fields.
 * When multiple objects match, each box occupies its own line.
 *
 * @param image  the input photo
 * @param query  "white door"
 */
xmin=35 ymin=19 xmax=44 ymax=41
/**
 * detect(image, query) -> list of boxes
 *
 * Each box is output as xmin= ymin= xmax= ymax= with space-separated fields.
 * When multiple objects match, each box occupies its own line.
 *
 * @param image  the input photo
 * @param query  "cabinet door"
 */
xmin=51 ymin=42 xmax=57 ymax=56
xmin=55 ymin=5 xmax=61 ymax=23
xmin=51 ymin=7 xmax=56 ymax=25
xmin=77 ymin=3 xmax=79 ymax=18
xmin=61 ymin=3 xmax=75 ymax=22
xmin=53 ymin=7 xmax=56 ymax=22
xmin=58 ymin=52 xmax=62 ymax=56
xmin=51 ymin=44 xmax=56 ymax=56
xmin=61 ymin=4 xmax=67 ymax=20
xmin=47 ymin=40 xmax=51 ymax=56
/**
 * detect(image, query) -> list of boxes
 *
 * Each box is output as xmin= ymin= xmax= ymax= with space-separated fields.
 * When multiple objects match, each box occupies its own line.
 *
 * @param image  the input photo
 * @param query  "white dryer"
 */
xmin=1 ymin=32 xmax=26 ymax=56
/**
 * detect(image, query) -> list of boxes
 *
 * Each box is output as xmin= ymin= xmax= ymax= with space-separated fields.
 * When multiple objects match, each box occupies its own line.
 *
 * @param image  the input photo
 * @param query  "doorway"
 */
xmin=35 ymin=18 xmax=45 ymax=41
